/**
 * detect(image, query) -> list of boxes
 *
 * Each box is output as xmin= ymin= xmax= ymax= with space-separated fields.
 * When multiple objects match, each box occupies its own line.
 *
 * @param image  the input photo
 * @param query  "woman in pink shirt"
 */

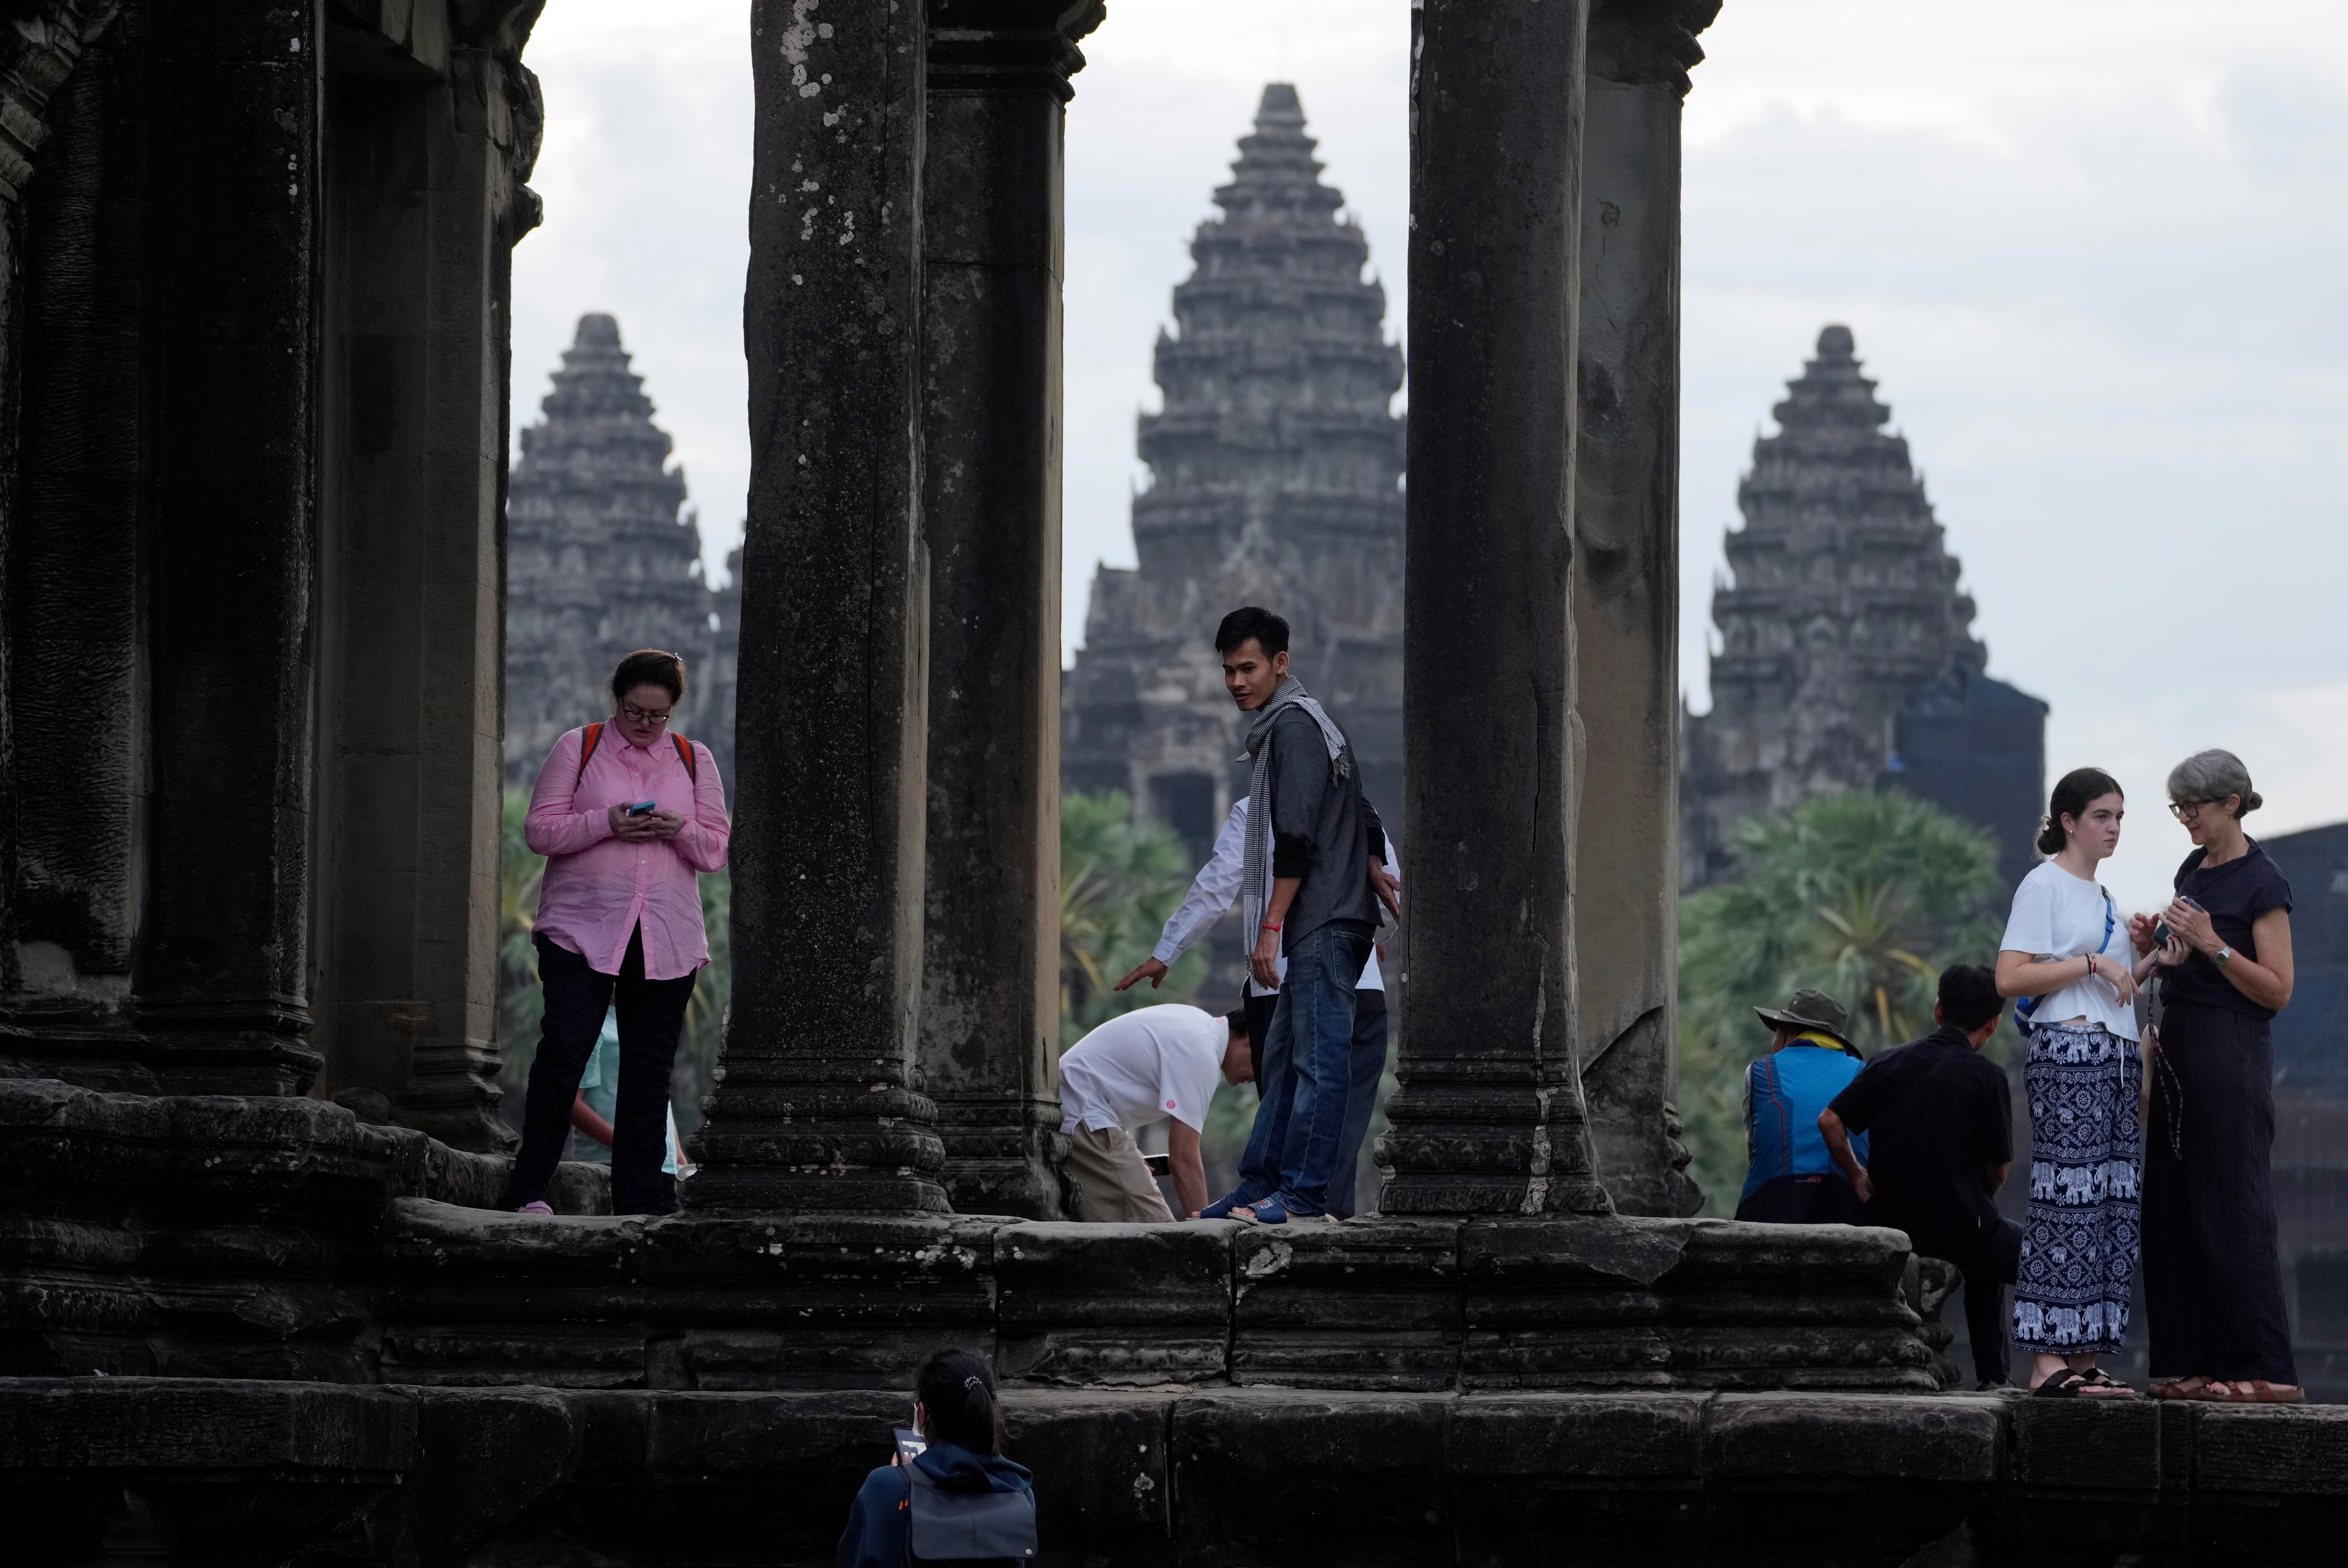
xmin=505 ymin=649 xmax=731 ymax=1216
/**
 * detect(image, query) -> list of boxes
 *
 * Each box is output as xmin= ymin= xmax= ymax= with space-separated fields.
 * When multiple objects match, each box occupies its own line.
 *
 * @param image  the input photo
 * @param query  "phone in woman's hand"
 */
xmin=626 ymin=799 xmax=657 ymax=818
xmin=2154 ymin=893 xmax=2204 ymax=947
xmin=893 ymin=1427 xmax=926 ymax=1465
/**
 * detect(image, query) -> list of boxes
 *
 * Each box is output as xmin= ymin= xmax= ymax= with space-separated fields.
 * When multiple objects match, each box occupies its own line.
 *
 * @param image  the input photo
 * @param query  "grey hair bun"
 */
xmin=2167 ymin=748 xmax=2261 ymax=817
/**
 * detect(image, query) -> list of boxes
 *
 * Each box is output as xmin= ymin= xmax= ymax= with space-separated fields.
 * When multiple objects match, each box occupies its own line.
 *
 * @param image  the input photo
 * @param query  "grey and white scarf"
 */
xmin=1239 ymin=678 xmax=1352 ymax=954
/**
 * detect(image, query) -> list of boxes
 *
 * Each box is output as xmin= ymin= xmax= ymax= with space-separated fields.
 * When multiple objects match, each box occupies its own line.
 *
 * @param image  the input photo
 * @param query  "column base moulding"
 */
xmin=930 ymin=1095 xmax=1068 ymax=1220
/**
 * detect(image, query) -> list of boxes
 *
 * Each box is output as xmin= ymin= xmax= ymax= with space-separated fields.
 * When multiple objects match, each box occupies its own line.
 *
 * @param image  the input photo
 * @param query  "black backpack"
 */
xmin=904 ymin=1462 xmax=1036 ymax=1565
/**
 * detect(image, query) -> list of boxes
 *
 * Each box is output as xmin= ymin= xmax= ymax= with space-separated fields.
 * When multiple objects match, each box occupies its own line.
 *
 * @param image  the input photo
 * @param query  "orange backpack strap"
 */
xmin=671 ymin=731 xmax=697 ymax=782
xmin=574 ymin=722 xmax=603 ymax=789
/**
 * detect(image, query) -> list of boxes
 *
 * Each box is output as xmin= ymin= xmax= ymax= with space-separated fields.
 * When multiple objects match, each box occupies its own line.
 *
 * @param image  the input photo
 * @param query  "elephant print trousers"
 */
xmin=2014 ymin=1020 xmax=2142 ymax=1355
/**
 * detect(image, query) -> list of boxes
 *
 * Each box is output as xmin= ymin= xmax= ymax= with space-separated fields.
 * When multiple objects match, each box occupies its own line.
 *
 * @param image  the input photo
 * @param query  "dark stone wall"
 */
xmin=10 ymin=4 xmax=147 ymax=1058
xmin=6 ymin=1376 xmax=2348 ymax=1566
xmin=2261 ymin=822 xmax=2348 ymax=1399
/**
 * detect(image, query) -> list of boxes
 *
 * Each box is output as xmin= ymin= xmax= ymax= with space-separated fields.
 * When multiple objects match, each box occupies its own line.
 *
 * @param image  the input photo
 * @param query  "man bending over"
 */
xmin=1058 ymin=1004 xmax=1253 ymax=1222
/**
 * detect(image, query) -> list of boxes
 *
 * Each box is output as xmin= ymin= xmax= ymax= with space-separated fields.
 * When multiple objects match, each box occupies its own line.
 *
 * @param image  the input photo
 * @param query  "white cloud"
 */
xmin=511 ymin=1 xmax=752 ymax=583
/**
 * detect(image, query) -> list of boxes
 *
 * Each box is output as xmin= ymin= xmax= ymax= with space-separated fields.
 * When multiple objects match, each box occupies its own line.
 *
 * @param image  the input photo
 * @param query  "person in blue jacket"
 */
xmin=1736 ymin=988 xmax=1868 ymax=1224
xmin=838 ymin=1349 xmax=1037 ymax=1568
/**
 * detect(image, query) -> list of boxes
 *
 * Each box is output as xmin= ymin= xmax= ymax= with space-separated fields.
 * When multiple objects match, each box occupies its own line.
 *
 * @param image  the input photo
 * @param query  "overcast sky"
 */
xmin=511 ymin=0 xmax=2347 ymax=914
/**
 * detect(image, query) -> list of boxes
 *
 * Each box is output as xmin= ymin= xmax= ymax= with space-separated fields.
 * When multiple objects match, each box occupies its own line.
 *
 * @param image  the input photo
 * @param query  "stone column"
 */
xmin=311 ymin=17 xmax=542 ymax=1150
xmin=1570 ymin=0 xmax=1713 ymax=1217
xmin=6 ymin=9 xmax=149 ymax=1083
xmin=129 ymin=1 xmax=325 ymax=1094
xmin=1380 ymin=0 xmax=1611 ymax=1216
xmin=917 ymin=0 xmax=1101 ymax=1218
xmin=691 ymin=0 xmax=947 ymax=1212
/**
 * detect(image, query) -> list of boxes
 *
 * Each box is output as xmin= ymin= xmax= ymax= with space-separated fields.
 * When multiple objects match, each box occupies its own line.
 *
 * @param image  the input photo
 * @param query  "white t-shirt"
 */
xmin=1999 ymin=861 xmax=2138 ymax=1041
xmin=1058 ymin=1004 xmax=1228 ymax=1136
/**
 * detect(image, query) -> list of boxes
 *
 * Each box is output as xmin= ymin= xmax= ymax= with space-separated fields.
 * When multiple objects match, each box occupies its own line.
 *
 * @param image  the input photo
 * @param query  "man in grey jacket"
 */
xmin=1198 ymin=606 xmax=1387 ymax=1225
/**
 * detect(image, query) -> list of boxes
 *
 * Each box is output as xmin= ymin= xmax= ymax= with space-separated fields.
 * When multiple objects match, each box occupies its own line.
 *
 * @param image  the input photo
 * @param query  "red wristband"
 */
xmin=1260 ymin=922 xmax=1282 ymax=931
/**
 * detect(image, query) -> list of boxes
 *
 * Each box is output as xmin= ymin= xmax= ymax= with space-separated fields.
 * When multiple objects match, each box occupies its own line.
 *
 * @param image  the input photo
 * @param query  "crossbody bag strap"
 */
xmin=574 ymin=722 xmax=604 ymax=790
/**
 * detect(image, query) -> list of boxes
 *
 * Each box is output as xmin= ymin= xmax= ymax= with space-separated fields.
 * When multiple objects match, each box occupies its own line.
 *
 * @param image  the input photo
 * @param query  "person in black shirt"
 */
xmin=2125 ymin=749 xmax=2302 ymax=1404
xmin=1818 ymin=965 xmax=2023 ymax=1389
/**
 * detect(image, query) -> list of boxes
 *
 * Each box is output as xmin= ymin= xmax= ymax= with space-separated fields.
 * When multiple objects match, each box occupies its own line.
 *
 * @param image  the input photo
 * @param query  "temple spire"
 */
xmin=1063 ymin=84 xmax=1406 ymax=870
xmin=504 ymin=314 xmax=735 ymax=787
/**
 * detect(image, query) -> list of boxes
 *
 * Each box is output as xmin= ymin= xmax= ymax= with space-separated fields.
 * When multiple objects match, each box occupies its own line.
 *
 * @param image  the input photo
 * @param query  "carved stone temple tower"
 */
xmin=1680 ymin=325 xmax=2046 ymax=889
xmin=504 ymin=314 xmax=737 ymax=789
xmin=1062 ymin=84 xmax=1406 ymax=857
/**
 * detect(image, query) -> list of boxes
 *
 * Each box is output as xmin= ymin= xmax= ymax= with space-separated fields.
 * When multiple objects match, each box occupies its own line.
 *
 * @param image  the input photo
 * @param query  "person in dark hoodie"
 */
xmin=838 ymin=1348 xmax=1037 ymax=1568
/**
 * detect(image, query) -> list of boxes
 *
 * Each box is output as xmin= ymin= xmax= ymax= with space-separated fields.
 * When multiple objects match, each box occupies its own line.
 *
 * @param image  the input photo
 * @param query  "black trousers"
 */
xmin=1904 ymin=1216 xmax=2023 ymax=1388
xmin=2144 ymin=1003 xmax=2297 ymax=1384
xmin=506 ymin=929 xmax=696 ymax=1216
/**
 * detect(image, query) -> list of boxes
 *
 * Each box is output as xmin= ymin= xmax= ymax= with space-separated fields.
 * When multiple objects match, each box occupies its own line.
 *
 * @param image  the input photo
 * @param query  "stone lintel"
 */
xmin=1587 ymin=0 xmax=1720 ymax=96
xmin=926 ymin=0 xmax=1104 ymax=100
xmin=326 ymin=0 xmax=453 ymax=80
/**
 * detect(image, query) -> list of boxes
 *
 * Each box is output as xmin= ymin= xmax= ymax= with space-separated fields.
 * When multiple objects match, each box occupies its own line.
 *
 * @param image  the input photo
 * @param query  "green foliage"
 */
xmin=1058 ymin=791 xmax=1207 ymax=1048
xmin=1676 ymin=789 xmax=2011 ymax=1216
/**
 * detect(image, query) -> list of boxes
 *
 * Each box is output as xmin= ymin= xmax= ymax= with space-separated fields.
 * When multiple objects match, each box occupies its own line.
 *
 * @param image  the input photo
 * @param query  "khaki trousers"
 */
xmin=1064 ymin=1124 xmax=1175 ymax=1223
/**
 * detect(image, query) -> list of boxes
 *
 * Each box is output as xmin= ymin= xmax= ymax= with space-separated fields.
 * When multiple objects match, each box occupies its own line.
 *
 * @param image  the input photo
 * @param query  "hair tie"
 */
xmin=963 ymin=1375 xmax=984 ymax=1391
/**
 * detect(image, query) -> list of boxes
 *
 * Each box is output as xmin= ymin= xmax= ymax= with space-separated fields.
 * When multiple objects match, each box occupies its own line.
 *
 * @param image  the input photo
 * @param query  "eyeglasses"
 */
xmin=2169 ymin=799 xmax=2217 ymax=821
xmin=620 ymin=703 xmax=672 ymax=727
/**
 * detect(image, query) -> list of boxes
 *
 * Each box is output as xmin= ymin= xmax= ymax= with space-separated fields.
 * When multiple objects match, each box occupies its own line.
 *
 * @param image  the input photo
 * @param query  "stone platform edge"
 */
xmin=369 ymin=1205 xmax=1939 ymax=1392
xmin=2 ymin=1379 xmax=2344 ymax=1567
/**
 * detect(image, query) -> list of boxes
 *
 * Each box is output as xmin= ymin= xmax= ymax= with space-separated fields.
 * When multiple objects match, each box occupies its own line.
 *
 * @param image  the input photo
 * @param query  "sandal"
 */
xmin=2076 ymin=1368 xmax=2137 ymax=1397
xmin=2149 ymin=1376 xmax=2209 ymax=1400
xmin=2206 ymin=1380 xmax=2305 ymax=1404
xmin=2034 ymin=1368 xmax=2091 ymax=1398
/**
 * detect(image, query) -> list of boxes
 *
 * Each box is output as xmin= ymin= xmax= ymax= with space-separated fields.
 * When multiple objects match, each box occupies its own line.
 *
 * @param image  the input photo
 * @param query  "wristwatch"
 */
xmin=2215 ymin=945 xmax=2233 ymax=966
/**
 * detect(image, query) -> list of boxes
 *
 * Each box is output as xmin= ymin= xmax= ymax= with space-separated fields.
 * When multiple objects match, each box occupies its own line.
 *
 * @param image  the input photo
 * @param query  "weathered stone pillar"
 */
xmin=311 ymin=10 xmax=543 ymax=1149
xmin=128 ymin=1 xmax=325 ymax=1094
xmin=6 ymin=8 xmax=148 ymax=1084
xmin=1381 ymin=0 xmax=1611 ymax=1216
xmin=1570 ymin=0 xmax=1714 ymax=1217
xmin=691 ymin=0 xmax=948 ymax=1212
xmin=917 ymin=0 xmax=1101 ymax=1218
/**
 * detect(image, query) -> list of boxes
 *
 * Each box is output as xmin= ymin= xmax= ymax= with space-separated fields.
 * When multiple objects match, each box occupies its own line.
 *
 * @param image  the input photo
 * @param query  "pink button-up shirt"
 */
xmin=526 ymin=723 xmax=731 ymax=981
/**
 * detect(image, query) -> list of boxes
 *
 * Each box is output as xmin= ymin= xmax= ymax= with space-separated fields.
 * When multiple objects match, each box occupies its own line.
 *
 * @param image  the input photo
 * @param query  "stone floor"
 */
xmin=3 ymin=1377 xmax=2342 ymax=1565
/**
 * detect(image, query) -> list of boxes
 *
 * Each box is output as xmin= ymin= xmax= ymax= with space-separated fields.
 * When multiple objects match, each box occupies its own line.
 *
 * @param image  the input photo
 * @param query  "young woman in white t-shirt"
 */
xmin=1995 ymin=767 xmax=2166 ymax=1398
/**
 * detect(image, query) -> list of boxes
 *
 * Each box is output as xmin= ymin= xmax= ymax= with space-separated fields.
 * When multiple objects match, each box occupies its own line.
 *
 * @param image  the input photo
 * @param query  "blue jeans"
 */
xmin=1236 ymin=920 xmax=1373 ymax=1216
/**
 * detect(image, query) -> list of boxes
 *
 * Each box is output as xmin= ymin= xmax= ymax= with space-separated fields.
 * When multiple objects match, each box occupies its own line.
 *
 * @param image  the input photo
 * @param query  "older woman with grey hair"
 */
xmin=2127 ymin=749 xmax=2300 ymax=1403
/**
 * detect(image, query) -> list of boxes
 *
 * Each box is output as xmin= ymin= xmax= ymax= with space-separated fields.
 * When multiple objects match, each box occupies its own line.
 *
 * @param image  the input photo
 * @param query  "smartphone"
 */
xmin=626 ymin=799 xmax=657 ymax=818
xmin=894 ymin=1427 xmax=927 ymax=1463
xmin=2154 ymin=894 xmax=2204 ymax=948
